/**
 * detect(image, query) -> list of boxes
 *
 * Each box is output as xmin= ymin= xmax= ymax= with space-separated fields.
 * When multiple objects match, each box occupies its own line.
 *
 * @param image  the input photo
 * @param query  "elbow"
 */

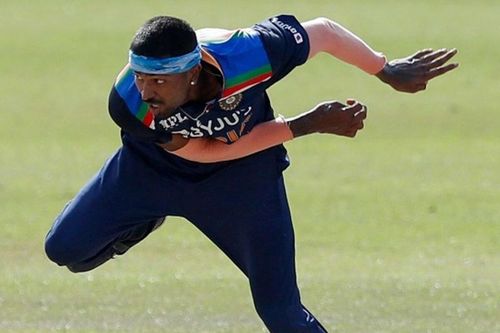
xmin=312 ymin=17 xmax=337 ymax=32
xmin=304 ymin=17 xmax=342 ymax=59
xmin=311 ymin=16 xmax=330 ymax=24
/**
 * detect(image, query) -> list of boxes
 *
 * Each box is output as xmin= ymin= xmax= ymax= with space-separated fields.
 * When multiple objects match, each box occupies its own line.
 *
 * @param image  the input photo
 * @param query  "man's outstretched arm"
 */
xmin=161 ymin=17 xmax=459 ymax=162
xmin=302 ymin=17 xmax=458 ymax=92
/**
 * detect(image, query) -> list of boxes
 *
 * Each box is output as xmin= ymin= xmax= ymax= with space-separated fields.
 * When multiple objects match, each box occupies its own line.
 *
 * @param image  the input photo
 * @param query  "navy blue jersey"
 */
xmin=109 ymin=15 xmax=310 ymax=144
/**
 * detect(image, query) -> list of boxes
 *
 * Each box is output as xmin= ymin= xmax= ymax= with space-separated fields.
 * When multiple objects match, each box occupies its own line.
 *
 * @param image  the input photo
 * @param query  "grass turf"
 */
xmin=0 ymin=0 xmax=498 ymax=332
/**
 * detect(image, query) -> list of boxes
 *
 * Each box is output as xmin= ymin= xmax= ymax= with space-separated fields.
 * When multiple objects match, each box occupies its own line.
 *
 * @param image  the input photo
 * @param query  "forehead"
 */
xmin=133 ymin=71 xmax=175 ymax=78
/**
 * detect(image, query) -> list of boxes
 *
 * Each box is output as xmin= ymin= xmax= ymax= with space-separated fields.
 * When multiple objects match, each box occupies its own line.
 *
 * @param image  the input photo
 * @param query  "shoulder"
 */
xmin=198 ymin=28 xmax=273 ymax=98
xmin=197 ymin=27 xmax=266 ymax=57
xmin=196 ymin=28 xmax=234 ymax=43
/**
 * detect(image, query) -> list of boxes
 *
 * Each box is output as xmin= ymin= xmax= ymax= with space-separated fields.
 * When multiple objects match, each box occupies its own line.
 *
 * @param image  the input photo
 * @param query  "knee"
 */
xmin=45 ymin=203 xmax=75 ymax=266
xmin=44 ymin=229 xmax=75 ymax=268
xmin=45 ymin=215 xmax=89 ymax=270
xmin=45 ymin=231 xmax=102 ymax=273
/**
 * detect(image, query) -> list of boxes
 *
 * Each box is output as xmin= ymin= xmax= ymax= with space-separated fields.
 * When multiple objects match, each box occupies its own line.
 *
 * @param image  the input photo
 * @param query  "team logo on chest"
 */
xmin=218 ymin=93 xmax=243 ymax=111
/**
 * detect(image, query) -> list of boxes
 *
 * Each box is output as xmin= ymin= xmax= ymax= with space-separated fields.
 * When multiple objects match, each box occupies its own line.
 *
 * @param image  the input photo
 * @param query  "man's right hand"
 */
xmin=287 ymin=99 xmax=367 ymax=138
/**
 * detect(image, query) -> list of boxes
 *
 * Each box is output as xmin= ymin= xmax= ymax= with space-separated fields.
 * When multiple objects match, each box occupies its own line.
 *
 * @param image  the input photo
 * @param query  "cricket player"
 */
xmin=45 ymin=14 xmax=458 ymax=332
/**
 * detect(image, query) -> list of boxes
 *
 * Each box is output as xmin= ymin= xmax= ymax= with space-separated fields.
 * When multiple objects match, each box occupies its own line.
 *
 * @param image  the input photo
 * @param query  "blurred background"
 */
xmin=1 ymin=0 xmax=498 ymax=332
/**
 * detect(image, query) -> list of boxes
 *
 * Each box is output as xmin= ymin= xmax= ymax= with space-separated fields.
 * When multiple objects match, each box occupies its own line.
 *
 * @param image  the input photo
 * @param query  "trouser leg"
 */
xmin=48 ymin=201 xmax=163 ymax=273
xmin=186 ymin=152 xmax=327 ymax=333
xmin=45 ymin=146 xmax=176 ymax=272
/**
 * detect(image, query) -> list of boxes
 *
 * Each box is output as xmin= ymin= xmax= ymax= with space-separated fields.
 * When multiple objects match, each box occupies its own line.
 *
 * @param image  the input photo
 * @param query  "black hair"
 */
xmin=130 ymin=16 xmax=197 ymax=57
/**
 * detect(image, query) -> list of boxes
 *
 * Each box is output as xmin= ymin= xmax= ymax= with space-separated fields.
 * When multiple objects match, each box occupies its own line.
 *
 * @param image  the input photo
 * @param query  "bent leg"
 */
xmin=185 ymin=149 xmax=327 ymax=332
xmin=45 ymin=145 xmax=177 ymax=272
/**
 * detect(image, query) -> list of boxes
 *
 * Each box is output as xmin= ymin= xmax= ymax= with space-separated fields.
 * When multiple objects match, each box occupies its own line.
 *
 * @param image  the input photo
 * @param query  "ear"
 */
xmin=189 ymin=64 xmax=202 ymax=84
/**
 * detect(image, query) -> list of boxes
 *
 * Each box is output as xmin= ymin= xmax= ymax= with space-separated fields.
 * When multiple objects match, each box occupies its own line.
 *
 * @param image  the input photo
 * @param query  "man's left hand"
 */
xmin=376 ymin=48 xmax=459 ymax=93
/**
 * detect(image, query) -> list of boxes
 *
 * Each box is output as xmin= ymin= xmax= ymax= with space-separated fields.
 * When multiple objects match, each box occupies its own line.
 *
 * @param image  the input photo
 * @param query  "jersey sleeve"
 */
xmin=252 ymin=15 xmax=310 ymax=86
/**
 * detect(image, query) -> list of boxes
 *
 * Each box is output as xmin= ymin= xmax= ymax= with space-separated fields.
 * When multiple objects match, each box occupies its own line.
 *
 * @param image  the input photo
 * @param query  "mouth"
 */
xmin=147 ymin=103 xmax=163 ymax=116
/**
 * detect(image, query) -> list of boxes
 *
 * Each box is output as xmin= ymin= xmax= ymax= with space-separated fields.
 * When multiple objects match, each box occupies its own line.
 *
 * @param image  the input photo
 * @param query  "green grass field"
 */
xmin=1 ymin=0 xmax=499 ymax=332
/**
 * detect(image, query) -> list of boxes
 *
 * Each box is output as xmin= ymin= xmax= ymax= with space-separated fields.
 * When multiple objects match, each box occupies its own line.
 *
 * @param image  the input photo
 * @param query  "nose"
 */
xmin=139 ymin=81 xmax=155 ymax=101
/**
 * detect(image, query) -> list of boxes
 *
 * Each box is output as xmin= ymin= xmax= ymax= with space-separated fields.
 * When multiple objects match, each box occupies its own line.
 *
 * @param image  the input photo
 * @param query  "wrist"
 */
xmin=286 ymin=111 xmax=318 ymax=138
xmin=375 ymin=64 xmax=386 ymax=79
xmin=375 ymin=63 xmax=392 ymax=84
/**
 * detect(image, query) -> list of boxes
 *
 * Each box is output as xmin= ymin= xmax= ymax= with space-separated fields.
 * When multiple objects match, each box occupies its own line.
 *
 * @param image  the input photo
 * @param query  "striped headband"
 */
xmin=128 ymin=45 xmax=202 ymax=74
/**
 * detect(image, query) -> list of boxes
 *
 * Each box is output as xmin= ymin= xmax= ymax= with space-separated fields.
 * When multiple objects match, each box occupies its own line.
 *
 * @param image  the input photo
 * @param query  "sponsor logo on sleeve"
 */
xmin=271 ymin=17 xmax=304 ymax=44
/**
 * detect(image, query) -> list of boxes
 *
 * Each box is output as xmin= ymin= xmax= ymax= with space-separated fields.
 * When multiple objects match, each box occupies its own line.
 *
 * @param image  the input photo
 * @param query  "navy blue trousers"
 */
xmin=45 ymin=135 xmax=327 ymax=333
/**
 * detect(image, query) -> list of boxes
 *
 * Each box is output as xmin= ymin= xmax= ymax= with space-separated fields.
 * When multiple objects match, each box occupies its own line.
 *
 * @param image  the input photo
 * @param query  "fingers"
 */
xmin=342 ymin=100 xmax=364 ymax=113
xmin=425 ymin=49 xmax=458 ymax=69
xmin=416 ymin=83 xmax=427 ymax=91
xmin=420 ymin=48 xmax=459 ymax=78
xmin=322 ymin=100 xmax=346 ymax=112
xmin=420 ymin=48 xmax=450 ymax=62
xmin=318 ymin=99 xmax=367 ymax=137
xmin=424 ymin=62 xmax=459 ymax=80
xmin=411 ymin=48 xmax=434 ymax=59
xmin=343 ymin=100 xmax=367 ymax=118
xmin=345 ymin=100 xmax=367 ymax=137
xmin=328 ymin=101 xmax=347 ymax=109
xmin=346 ymin=122 xmax=363 ymax=137
xmin=354 ymin=106 xmax=367 ymax=119
xmin=422 ymin=49 xmax=459 ymax=81
xmin=397 ymin=48 xmax=458 ymax=92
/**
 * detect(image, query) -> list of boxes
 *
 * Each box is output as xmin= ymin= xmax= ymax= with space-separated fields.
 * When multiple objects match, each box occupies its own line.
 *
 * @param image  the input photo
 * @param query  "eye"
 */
xmin=155 ymin=79 xmax=165 ymax=84
xmin=134 ymin=74 xmax=143 ymax=81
